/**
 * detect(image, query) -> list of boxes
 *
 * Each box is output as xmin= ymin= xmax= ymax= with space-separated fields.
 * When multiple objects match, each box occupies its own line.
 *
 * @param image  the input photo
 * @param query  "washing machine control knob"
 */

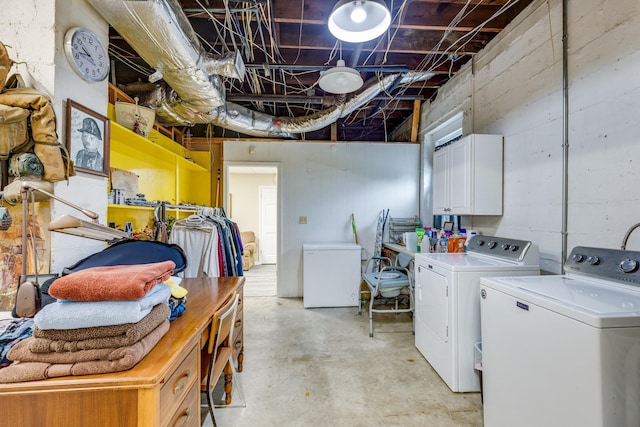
xmin=572 ymin=254 xmax=585 ymax=263
xmin=488 ymin=241 xmax=497 ymax=249
xmin=586 ymin=255 xmax=600 ymax=265
xmin=477 ymin=240 xmax=485 ymax=246
xmin=501 ymin=244 xmax=510 ymax=250
xmin=619 ymin=258 xmax=639 ymax=273
xmin=511 ymin=245 xmax=519 ymax=251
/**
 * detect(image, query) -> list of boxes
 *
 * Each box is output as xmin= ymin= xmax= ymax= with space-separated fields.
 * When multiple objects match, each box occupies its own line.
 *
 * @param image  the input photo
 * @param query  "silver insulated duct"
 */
xmin=89 ymin=0 xmax=434 ymax=139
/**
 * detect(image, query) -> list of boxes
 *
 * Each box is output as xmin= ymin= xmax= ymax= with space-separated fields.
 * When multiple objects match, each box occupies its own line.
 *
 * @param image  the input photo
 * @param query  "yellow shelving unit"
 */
xmin=107 ymin=104 xmax=211 ymax=231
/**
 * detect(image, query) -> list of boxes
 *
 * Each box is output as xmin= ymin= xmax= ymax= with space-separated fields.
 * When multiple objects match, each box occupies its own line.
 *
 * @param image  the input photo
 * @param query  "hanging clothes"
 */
xmin=170 ymin=215 xmax=220 ymax=278
xmin=169 ymin=209 xmax=244 ymax=278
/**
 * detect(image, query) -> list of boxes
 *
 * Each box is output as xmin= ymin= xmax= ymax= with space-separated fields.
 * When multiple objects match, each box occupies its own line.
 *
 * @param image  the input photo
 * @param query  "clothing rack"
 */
xmin=168 ymin=205 xmax=243 ymax=278
xmin=153 ymin=202 xmax=224 ymax=243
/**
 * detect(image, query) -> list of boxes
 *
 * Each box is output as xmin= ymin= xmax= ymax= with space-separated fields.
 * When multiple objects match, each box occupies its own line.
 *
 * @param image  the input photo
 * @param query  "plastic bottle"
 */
xmin=448 ymin=231 xmax=466 ymax=253
xmin=464 ymin=230 xmax=478 ymax=252
xmin=415 ymin=227 xmax=425 ymax=253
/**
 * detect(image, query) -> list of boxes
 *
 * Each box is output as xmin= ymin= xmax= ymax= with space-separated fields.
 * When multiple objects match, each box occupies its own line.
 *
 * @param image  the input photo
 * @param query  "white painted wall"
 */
xmin=224 ymin=141 xmax=421 ymax=297
xmin=1 ymin=0 xmax=110 ymax=271
xmin=419 ymin=0 xmax=640 ymax=273
xmin=229 ymin=172 xmax=276 ymax=234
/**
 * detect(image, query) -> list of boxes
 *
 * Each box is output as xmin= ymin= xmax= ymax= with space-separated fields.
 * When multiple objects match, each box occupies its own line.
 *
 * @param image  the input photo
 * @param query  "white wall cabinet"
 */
xmin=432 ymin=134 xmax=503 ymax=215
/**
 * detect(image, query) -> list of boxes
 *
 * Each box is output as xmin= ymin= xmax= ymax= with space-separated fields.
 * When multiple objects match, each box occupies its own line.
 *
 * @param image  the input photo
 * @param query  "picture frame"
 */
xmin=443 ymin=221 xmax=454 ymax=232
xmin=66 ymin=99 xmax=110 ymax=177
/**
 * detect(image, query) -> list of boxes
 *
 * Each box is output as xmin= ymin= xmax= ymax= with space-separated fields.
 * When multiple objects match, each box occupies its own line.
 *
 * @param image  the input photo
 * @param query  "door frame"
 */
xmin=224 ymin=161 xmax=281 ymax=293
xmin=259 ymin=185 xmax=277 ymax=264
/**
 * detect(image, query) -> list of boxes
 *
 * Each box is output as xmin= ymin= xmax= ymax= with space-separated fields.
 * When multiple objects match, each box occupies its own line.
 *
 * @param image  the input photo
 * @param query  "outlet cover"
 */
xmin=299 ymin=216 xmax=307 ymax=224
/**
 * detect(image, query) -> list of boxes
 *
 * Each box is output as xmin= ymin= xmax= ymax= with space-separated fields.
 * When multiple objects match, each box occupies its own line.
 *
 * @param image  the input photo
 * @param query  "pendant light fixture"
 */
xmin=318 ymin=59 xmax=364 ymax=94
xmin=328 ymin=0 xmax=392 ymax=43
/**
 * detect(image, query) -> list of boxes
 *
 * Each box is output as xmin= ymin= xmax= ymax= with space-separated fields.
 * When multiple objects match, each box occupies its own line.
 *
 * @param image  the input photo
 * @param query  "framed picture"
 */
xmin=443 ymin=221 xmax=454 ymax=232
xmin=66 ymin=99 xmax=110 ymax=177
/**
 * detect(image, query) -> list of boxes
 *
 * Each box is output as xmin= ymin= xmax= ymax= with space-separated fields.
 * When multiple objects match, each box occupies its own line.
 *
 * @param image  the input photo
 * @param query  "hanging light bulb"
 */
xmin=318 ymin=59 xmax=364 ymax=94
xmin=350 ymin=2 xmax=367 ymax=23
xmin=328 ymin=0 xmax=391 ymax=43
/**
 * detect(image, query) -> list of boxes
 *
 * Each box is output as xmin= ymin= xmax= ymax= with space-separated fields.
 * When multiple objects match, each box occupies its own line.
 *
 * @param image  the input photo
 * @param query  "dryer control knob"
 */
xmin=488 ymin=241 xmax=497 ymax=249
xmin=586 ymin=255 xmax=600 ymax=265
xmin=511 ymin=245 xmax=519 ymax=251
xmin=501 ymin=244 xmax=510 ymax=250
xmin=572 ymin=254 xmax=585 ymax=263
xmin=620 ymin=258 xmax=639 ymax=273
xmin=477 ymin=240 xmax=485 ymax=246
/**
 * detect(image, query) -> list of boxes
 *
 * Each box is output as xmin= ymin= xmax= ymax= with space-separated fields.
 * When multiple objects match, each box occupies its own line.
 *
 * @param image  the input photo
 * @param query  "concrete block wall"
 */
xmin=419 ymin=0 xmax=640 ymax=272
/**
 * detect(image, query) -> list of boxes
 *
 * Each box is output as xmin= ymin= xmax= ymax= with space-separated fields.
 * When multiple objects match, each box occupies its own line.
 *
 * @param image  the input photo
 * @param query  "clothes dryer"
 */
xmin=414 ymin=235 xmax=539 ymax=392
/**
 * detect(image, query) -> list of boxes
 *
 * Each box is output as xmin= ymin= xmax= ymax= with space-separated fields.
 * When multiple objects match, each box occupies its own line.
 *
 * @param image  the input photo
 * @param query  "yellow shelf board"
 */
xmin=108 ymin=204 xmax=155 ymax=211
xmin=108 ymin=107 xmax=209 ymax=172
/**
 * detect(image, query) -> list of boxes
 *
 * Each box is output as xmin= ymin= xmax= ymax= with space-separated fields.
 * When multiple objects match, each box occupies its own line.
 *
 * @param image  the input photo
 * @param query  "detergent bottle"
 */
xmin=415 ymin=227 xmax=425 ymax=253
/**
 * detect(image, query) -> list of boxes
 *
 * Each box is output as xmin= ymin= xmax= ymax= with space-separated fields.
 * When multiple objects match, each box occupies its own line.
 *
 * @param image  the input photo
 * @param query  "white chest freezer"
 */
xmin=303 ymin=243 xmax=361 ymax=308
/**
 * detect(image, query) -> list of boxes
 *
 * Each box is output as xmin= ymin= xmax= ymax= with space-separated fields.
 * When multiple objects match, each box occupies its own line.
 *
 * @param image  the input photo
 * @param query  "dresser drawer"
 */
xmin=232 ymin=325 xmax=243 ymax=364
xmin=163 ymin=379 xmax=200 ymax=427
xmin=160 ymin=345 xmax=198 ymax=422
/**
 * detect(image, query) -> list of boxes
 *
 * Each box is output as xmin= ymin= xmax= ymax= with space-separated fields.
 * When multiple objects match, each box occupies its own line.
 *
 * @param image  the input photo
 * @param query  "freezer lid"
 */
xmin=480 ymin=275 xmax=640 ymax=328
xmin=303 ymin=243 xmax=361 ymax=251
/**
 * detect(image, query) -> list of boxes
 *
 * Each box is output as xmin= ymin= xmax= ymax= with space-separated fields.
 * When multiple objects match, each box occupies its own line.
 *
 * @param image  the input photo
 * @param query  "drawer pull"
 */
xmin=235 ymin=319 xmax=242 ymax=328
xmin=173 ymin=408 xmax=190 ymax=427
xmin=173 ymin=370 xmax=191 ymax=395
xmin=234 ymin=341 xmax=242 ymax=350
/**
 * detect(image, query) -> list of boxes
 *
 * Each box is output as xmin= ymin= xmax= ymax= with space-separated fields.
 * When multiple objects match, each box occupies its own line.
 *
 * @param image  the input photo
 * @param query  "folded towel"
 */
xmin=34 ymin=285 xmax=171 ymax=330
xmin=48 ymin=261 xmax=175 ymax=302
xmin=0 ymin=320 xmax=170 ymax=383
xmin=28 ymin=303 xmax=169 ymax=353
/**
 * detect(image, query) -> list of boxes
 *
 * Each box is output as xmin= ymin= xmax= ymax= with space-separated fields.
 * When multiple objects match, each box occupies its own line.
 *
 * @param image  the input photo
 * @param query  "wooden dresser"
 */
xmin=0 ymin=277 xmax=244 ymax=427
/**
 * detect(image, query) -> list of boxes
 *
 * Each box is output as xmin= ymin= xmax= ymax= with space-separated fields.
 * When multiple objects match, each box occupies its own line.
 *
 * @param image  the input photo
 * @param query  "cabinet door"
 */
xmin=448 ymin=136 xmax=473 ymax=214
xmin=432 ymin=147 xmax=450 ymax=215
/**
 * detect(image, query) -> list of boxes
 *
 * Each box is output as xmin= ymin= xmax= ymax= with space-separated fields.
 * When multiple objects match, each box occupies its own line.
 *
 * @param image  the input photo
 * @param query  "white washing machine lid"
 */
xmin=480 ymin=275 xmax=640 ymax=328
xmin=415 ymin=252 xmax=539 ymax=272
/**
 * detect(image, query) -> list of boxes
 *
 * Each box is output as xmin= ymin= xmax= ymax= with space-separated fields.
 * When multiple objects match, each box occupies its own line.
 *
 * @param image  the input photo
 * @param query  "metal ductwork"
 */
xmin=89 ymin=0 xmax=434 ymax=139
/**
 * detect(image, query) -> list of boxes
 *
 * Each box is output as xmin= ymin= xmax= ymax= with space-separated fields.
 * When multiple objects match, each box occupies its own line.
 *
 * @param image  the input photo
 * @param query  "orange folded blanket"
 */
xmin=28 ymin=303 xmax=169 ymax=353
xmin=48 ymin=261 xmax=176 ymax=301
xmin=0 ymin=320 xmax=170 ymax=383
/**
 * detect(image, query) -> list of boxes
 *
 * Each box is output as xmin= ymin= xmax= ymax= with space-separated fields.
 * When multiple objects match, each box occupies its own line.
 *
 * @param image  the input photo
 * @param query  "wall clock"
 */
xmin=63 ymin=27 xmax=109 ymax=83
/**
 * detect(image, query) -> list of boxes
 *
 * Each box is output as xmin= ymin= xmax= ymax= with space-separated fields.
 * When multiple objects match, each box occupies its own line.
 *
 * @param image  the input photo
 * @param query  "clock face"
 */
xmin=64 ymin=27 xmax=109 ymax=83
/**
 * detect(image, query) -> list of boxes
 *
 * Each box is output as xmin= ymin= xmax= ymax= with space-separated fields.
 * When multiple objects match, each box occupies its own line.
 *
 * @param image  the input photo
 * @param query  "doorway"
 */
xmin=225 ymin=163 xmax=279 ymax=296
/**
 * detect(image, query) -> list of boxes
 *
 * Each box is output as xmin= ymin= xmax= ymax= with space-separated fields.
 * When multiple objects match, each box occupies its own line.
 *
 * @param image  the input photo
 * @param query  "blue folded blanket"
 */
xmin=34 ymin=284 xmax=171 ymax=330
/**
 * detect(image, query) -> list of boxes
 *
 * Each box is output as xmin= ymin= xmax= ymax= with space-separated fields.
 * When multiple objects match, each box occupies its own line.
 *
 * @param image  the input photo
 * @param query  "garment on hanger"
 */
xmin=170 ymin=215 xmax=220 ymax=278
xmin=169 ymin=210 xmax=243 ymax=278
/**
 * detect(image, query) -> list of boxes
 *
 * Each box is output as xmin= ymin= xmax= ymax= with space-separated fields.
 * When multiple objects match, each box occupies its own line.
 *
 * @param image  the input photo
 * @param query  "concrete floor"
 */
xmin=202 ymin=295 xmax=483 ymax=426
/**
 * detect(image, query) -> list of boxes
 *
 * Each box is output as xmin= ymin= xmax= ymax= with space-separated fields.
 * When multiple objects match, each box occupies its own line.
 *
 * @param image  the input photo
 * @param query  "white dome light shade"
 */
xmin=318 ymin=60 xmax=364 ymax=94
xmin=328 ymin=0 xmax=391 ymax=43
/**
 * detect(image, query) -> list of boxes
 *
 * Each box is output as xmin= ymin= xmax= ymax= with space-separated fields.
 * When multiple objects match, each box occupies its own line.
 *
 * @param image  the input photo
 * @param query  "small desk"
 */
xmin=0 ymin=277 xmax=244 ymax=427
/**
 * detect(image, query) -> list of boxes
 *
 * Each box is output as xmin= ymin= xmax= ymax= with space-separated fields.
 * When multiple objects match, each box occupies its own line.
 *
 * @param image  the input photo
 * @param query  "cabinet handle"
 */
xmin=173 ymin=408 xmax=190 ymax=427
xmin=235 ymin=319 xmax=242 ymax=329
xmin=173 ymin=369 xmax=191 ymax=395
xmin=234 ymin=341 xmax=242 ymax=350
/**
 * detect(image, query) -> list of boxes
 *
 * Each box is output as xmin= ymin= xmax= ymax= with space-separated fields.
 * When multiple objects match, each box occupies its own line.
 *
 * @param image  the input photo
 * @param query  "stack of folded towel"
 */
xmin=0 ymin=261 xmax=175 ymax=383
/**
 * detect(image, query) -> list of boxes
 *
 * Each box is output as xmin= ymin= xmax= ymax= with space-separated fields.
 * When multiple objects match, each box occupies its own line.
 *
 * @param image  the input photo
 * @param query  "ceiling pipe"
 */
xmin=226 ymin=94 xmax=423 ymax=104
xmin=89 ymin=0 xmax=434 ymax=139
xmin=245 ymin=63 xmax=410 ymax=73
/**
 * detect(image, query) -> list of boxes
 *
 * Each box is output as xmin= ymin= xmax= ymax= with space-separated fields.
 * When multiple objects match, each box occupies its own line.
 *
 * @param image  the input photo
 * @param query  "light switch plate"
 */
xmin=299 ymin=216 xmax=307 ymax=224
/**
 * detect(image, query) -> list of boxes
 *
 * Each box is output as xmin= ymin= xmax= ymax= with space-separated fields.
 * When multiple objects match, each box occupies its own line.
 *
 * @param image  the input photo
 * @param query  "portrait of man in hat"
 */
xmin=75 ymin=117 xmax=103 ymax=171
xmin=67 ymin=100 xmax=110 ymax=176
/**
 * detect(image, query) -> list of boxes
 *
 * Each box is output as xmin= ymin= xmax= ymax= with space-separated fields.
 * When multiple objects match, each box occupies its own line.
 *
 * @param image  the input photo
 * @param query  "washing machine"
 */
xmin=480 ymin=246 xmax=640 ymax=427
xmin=414 ymin=235 xmax=540 ymax=392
